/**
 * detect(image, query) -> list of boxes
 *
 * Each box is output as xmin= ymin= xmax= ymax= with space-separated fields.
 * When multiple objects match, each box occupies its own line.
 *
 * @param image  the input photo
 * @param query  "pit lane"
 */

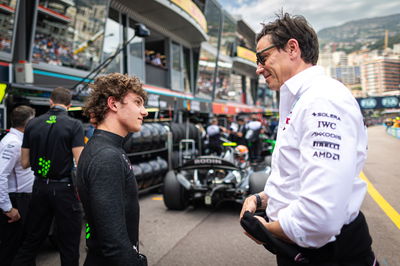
xmin=36 ymin=125 xmax=400 ymax=265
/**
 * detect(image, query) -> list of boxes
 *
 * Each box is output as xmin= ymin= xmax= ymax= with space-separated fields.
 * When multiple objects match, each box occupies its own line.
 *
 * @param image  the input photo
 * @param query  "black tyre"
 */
xmin=249 ymin=172 xmax=269 ymax=195
xmin=163 ymin=171 xmax=188 ymax=210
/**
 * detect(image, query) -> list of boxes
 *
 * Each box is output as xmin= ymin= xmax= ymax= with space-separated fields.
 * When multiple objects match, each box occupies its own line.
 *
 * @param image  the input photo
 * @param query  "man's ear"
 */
xmin=287 ymin=38 xmax=300 ymax=58
xmin=49 ymin=99 xmax=54 ymax=106
xmin=107 ymin=96 xmax=118 ymax=112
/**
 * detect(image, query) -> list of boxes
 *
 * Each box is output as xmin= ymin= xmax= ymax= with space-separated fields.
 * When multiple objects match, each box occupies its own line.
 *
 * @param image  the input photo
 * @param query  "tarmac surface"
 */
xmin=36 ymin=125 xmax=400 ymax=265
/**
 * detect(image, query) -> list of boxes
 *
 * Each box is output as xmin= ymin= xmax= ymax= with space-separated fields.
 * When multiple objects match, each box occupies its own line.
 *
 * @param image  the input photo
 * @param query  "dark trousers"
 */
xmin=248 ymin=139 xmax=261 ymax=161
xmin=83 ymin=250 xmax=109 ymax=266
xmin=277 ymin=251 xmax=378 ymax=265
xmin=12 ymin=179 xmax=82 ymax=266
xmin=0 ymin=193 xmax=32 ymax=266
xmin=275 ymin=212 xmax=379 ymax=265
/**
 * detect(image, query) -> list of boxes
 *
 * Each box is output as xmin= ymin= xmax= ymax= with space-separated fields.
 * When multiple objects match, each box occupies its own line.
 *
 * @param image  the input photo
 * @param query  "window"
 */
xmin=183 ymin=47 xmax=191 ymax=93
xmin=144 ymin=29 xmax=168 ymax=88
xmin=204 ymin=0 xmax=221 ymax=49
xmin=245 ymin=77 xmax=254 ymax=105
xmin=32 ymin=0 xmax=108 ymax=70
xmin=196 ymin=48 xmax=216 ymax=99
xmin=215 ymin=59 xmax=232 ymax=101
xmin=127 ymin=18 xmax=144 ymax=81
xmin=220 ymin=12 xmax=236 ymax=57
xmin=102 ymin=8 xmax=122 ymax=73
xmin=171 ymin=42 xmax=183 ymax=91
xmin=0 ymin=0 xmax=18 ymax=55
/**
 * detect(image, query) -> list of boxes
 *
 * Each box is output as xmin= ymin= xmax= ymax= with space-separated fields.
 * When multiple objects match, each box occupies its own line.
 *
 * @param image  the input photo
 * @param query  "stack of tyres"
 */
xmin=154 ymin=123 xmax=168 ymax=143
xmin=157 ymin=157 xmax=168 ymax=174
xmin=147 ymin=123 xmax=160 ymax=149
xmin=138 ymin=162 xmax=153 ymax=189
xmin=132 ymin=164 xmax=144 ymax=189
xmin=140 ymin=124 xmax=152 ymax=151
xmin=148 ymin=160 xmax=161 ymax=186
xmin=130 ymin=132 xmax=142 ymax=152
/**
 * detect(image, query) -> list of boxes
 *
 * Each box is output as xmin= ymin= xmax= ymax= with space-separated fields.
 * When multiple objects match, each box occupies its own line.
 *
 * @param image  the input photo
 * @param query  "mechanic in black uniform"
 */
xmin=13 ymin=87 xmax=84 ymax=266
xmin=77 ymin=73 xmax=148 ymax=266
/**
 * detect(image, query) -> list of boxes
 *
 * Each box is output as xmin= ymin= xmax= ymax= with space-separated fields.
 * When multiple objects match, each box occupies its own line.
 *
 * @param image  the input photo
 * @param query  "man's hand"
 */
xmin=4 ymin=208 xmax=21 ymax=223
xmin=240 ymin=195 xmax=258 ymax=219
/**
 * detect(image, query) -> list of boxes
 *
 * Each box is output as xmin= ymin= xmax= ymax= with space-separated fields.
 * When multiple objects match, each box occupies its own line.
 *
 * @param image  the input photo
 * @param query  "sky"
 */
xmin=218 ymin=0 xmax=400 ymax=32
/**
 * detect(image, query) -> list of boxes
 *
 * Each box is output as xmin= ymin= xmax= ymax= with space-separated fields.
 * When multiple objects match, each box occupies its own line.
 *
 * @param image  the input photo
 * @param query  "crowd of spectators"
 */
xmin=32 ymin=33 xmax=93 ymax=70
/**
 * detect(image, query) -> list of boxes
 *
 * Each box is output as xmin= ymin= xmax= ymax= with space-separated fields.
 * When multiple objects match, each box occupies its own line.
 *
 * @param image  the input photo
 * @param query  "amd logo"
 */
xmin=312 ymin=151 xmax=340 ymax=160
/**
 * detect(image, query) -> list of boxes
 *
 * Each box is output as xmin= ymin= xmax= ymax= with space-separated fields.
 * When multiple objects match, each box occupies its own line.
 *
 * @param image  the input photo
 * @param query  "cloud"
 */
xmin=219 ymin=0 xmax=400 ymax=32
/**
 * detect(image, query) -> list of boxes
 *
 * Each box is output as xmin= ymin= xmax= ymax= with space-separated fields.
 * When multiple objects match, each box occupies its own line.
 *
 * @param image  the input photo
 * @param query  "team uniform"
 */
xmin=12 ymin=106 xmax=84 ymax=266
xmin=207 ymin=124 xmax=222 ymax=155
xmin=264 ymin=66 xmax=377 ymax=264
xmin=0 ymin=128 xmax=35 ymax=266
xmin=77 ymin=129 xmax=143 ymax=266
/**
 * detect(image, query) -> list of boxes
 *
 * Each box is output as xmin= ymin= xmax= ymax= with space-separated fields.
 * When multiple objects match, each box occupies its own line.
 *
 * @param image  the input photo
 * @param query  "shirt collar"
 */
xmin=282 ymin=65 xmax=325 ymax=97
xmin=93 ymin=129 xmax=125 ymax=147
xmin=10 ymin=127 xmax=23 ymax=139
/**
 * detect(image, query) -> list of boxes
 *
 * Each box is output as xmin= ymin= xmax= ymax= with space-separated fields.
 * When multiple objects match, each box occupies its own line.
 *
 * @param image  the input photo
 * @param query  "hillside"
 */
xmin=318 ymin=13 xmax=400 ymax=51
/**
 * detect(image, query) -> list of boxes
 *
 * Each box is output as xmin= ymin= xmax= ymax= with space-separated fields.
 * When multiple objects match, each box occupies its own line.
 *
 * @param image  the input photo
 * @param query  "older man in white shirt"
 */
xmin=0 ymin=105 xmax=35 ymax=266
xmin=240 ymin=13 xmax=378 ymax=265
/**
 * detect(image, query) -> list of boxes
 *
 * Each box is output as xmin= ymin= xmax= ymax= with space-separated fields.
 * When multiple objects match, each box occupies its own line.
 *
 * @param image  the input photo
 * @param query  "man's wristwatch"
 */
xmin=253 ymin=194 xmax=262 ymax=209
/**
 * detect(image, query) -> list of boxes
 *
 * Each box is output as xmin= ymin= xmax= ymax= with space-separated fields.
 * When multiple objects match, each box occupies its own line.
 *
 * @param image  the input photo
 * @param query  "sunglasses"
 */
xmin=256 ymin=44 xmax=276 ymax=65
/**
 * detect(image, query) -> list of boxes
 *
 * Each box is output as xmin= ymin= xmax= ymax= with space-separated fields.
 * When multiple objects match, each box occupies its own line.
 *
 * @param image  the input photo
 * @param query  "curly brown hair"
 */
xmin=83 ymin=73 xmax=147 ymax=124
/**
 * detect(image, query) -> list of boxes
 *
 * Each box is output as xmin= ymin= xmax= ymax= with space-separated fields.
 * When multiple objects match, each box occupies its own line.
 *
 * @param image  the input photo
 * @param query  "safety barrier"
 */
xmin=386 ymin=127 xmax=400 ymax=139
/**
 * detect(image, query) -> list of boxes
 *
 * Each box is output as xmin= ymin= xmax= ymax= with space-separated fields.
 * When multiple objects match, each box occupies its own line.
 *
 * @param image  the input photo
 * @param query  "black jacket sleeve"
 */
xmin=86 ymin=148 xmax=140 ymax=266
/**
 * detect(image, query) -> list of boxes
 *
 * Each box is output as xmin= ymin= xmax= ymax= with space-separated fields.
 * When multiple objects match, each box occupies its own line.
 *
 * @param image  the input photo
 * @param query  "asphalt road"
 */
xmin=36 ymin=125 xmax=400 ymax=265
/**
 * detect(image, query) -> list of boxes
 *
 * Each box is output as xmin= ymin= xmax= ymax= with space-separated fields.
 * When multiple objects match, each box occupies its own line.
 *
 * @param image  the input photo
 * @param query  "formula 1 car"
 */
xmin=163 ymin=142 xmax=271 ymax=210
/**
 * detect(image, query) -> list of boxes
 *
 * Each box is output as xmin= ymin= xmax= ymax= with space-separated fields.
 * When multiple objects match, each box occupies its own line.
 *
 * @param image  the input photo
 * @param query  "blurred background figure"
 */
xmin=0 ymin=105 xmax=35 ymax=266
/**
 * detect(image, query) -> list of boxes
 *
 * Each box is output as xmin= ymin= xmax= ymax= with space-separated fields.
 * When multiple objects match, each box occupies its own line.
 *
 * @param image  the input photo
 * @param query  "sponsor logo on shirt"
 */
xmin=313 ymin=141 xmax=340 ymax=150
xmin=311 ymin=131 xmax=342 ymax=140
xmin=318 ymin=121 xmax=336 ymax=129
xmin=122 ymin=154 xmax=133 ymax=170
xmin=312 ymin=112 xmax=341 ymax=121
xmin=312 ymin=151 xmax=340 ymax=160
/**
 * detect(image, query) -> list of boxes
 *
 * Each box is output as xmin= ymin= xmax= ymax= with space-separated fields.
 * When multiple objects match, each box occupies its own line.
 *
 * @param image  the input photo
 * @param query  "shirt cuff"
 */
xmin=277 ymin=207 xmax=308 ymax=248
xmin=0 ymin=201 xmax=12 ymax=213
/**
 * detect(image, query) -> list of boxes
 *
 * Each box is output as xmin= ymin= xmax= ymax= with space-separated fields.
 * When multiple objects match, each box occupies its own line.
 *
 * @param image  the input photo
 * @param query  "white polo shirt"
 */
xmin=264 ymin=66 xmax=368 ymax=248
xmin=0 ymin=128 xmax=35 ymax=212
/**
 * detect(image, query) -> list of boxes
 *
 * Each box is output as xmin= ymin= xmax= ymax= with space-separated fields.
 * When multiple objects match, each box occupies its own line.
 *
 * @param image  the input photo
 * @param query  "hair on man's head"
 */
xmin=256 ymin=12 xmax=319 ymax=65
xmin=83 ymin=73 xmax=147 ymax=124
xmin=50 ymin=87 xmax=72 ymax=106
xmin=11 ymin=105 xmax=35 ymax=128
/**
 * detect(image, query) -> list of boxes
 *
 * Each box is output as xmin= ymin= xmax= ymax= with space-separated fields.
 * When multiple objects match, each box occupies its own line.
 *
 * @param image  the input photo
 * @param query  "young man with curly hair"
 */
xmin=76 ymin=73 xmax=148 ymax=266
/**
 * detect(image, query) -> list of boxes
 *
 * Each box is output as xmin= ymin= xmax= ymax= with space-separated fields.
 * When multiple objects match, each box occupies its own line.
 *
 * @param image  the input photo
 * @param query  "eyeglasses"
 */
xmin=256 ymin=44 xmax=276 ymax=65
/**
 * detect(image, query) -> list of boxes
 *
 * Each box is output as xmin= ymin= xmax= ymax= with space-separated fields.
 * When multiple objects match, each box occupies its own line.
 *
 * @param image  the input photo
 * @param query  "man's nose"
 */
xmin=256 ymin=65 xmax=264 ymax=75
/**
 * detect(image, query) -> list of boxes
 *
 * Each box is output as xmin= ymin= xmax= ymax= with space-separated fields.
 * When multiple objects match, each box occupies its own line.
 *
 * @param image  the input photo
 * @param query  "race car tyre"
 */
xmin=163 ymin=170 xmax=188 ymax=210
xmin=249 ymin=172 xmax=269 ymax=195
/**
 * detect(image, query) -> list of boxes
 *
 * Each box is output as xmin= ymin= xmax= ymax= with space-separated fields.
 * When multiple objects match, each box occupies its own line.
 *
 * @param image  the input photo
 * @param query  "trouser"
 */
xmin=12 ymin=179 xmax=82 ymax=266
xmin=248 ymin=139 xmax=261 ymax=161
xmin=275 ymin=212 xmax=379 ymax=265
xmin=0 ymin=193 xmax=32 ymax=266
xmin=84 ymin=250 xmax=107 ymax=266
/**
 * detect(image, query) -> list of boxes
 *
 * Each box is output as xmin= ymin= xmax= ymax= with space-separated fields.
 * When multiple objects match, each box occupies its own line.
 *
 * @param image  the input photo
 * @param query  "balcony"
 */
xmin=113 ymin=0 xmax=208 ymax=44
